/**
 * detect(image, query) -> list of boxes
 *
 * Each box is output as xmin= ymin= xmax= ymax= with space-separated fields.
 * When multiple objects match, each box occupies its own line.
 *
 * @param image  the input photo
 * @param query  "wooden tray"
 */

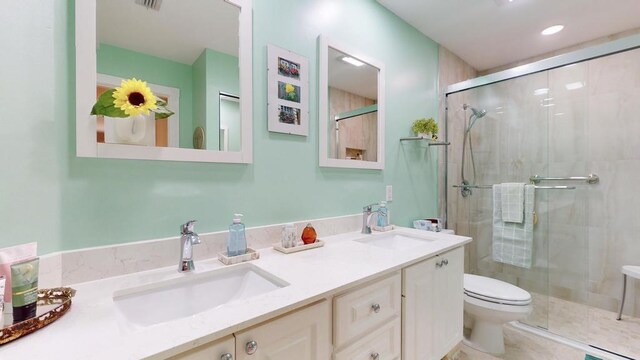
xmin=0 ymin=287 xmax=76 ymax=345
xmin=273 ymin=239 xmax=324 ymax=254
xmin=218 ymin=247 xmax=260 ymax=265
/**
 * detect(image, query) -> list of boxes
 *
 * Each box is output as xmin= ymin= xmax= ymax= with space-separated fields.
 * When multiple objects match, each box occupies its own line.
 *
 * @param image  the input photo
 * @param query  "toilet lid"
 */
xmin=464 ymin=274 xmax=531 ymax=305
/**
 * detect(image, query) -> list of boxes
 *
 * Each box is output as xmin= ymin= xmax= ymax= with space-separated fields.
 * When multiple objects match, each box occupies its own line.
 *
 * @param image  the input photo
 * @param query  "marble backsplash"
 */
xmin=39 ymin=214 xmax=361 ymax=286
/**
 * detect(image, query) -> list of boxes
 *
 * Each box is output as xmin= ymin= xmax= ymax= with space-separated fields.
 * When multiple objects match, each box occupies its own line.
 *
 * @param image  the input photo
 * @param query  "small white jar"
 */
xmin=281 ymin=223 xmax=297 ymax=248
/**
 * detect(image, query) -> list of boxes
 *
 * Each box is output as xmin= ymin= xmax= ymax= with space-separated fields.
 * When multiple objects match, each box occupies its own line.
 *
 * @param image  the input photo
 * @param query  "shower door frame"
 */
xmin=442 ymin=33 xmax=640 ymax=359
xmin=442 ymin=32 xmax=640 ymax=229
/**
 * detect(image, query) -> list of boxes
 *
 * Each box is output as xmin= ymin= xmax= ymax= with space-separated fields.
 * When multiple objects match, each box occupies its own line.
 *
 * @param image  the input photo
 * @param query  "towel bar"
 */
xmin=529 ymin=174 xmax=599 ymax=184
xmin=452 ymin=184 xmax=576 ymax=190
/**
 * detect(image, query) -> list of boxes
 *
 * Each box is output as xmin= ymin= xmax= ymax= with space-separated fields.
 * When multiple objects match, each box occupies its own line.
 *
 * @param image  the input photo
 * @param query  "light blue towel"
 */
xmin=501 ymin=182 xmax=525 ymax=223
xmin=492 ymin=184 xmax=535 ymax=269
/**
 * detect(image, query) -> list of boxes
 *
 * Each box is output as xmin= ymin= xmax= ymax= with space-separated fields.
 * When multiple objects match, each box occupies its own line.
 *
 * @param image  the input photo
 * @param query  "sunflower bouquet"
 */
xmin=91 ymin=78 xmax=174 ymax=119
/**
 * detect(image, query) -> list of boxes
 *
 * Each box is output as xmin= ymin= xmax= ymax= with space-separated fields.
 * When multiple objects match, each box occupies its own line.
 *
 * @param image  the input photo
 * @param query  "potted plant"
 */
xmin=411 ymin=118 xmax=439 ymax=139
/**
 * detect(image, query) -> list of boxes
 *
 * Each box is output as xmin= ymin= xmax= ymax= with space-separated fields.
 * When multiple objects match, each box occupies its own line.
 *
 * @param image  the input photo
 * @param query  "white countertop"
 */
xmin=0 ymin=228 xmax=470 ymax=359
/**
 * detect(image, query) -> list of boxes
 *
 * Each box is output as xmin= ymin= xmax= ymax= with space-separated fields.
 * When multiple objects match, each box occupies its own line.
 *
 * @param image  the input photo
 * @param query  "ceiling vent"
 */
xmin=134 ymin=0 xmax=162 ymax=11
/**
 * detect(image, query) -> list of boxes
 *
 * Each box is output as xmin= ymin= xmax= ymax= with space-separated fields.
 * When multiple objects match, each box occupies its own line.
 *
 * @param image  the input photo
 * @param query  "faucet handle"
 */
xmin=363 ymin=203 xmax=377 ymax=211
xmin=181 ymin=220 xmax=197 ymax=234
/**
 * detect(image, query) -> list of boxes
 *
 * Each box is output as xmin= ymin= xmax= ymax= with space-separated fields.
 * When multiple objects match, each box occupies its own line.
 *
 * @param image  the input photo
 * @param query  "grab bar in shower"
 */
xmin=452 ymin=184 xmax=577 ymax=190
xmin=529 ymin=174 xmax=599 ymax=184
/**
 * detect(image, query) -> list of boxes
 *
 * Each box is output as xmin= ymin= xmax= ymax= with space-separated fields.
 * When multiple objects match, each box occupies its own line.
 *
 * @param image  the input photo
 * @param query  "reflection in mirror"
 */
xmin=219 ymin=93 xmax=240 ymax=152
xmin=318 ymin=36 xmax=385 ymax=169
xmin=76 ymin=0 xmax=252 ymax=163
xmin=96 ymin=0 xmax=238 ymax=151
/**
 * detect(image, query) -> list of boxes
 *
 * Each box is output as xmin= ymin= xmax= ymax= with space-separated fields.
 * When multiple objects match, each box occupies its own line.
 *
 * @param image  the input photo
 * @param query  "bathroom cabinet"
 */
xmin=167 ymin=335 xmax=235 ymax=360
xmin=169 ymin=301 xmax=330 ymax=360
xmin=333 ymin=272 xmax=402 ymax=359
xmin=235 ymin=300 xmax=331 ymax=360
xmin=402 ymin=246 xmax=464 ymax=360
xmin=160 ymin=245 xmax=465 ymax=360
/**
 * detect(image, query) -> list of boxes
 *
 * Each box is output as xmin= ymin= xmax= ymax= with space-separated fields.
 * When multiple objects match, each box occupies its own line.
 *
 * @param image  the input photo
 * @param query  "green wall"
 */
xmin=96 ymin=44 xmax=194 ymax=147
xmin=193 ymin=51 xmax=207 ymax=145
xmin=202 ymin=49 xmax=240 ymax=150
xmin=0 ymin=0 xmax=440 ymax=255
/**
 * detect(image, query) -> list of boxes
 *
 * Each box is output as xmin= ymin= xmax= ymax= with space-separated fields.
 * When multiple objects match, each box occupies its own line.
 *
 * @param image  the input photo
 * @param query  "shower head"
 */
xmin=463 ymin=104 xmax=487 ymax=133
xmin=471 ymin=107 xmax=487 ymax=119
xmin=463 ymin=104 xmax=487 ymax=119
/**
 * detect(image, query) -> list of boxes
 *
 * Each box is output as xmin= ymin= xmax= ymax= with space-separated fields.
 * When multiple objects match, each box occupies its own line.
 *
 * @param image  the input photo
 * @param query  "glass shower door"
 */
xmin=542 ymin=61 xmax=590 ymax=343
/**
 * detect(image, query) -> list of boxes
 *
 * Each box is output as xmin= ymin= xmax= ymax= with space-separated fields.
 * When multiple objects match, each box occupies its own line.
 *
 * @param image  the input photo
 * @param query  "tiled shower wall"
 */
xmin=446 ymin=47 xmax=640 ymax=318
xmin=328 ymin=87 xmax=378 ymax=161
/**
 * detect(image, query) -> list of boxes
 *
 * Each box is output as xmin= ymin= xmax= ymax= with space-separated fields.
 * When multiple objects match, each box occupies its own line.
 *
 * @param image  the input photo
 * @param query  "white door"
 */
xmin=235 ymin=300 xmax=331 ymax=360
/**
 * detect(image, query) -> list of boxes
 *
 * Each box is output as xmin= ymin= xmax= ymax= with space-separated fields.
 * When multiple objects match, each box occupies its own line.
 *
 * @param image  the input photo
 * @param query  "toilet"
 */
xmin=463 ymin=274 xmax=532 ymax=354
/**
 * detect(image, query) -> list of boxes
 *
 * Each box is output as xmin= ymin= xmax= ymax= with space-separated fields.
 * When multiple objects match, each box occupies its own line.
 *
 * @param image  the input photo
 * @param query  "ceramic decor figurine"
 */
xmin=301 ymin=223 xmax=317 ymax=245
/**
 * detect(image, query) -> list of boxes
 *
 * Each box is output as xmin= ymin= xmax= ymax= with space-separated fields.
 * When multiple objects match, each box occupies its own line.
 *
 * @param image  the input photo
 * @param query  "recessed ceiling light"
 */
xmin=565 ymin=81 xmax=584 ymax=90
xmin=534 ymin=88 xmax=549 ymax=96
xmin=341 ymin=56 xmax=364 ymax=67
xmin=541 ymin=25 xmax=564 ymax=36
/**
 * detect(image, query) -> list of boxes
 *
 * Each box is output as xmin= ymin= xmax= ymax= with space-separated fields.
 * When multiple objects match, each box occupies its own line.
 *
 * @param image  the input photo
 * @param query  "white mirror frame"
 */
xmin=318 ymin=35 xmax=385 ymax=170
xmin=75 ymin=0 xmax=253 ymax=163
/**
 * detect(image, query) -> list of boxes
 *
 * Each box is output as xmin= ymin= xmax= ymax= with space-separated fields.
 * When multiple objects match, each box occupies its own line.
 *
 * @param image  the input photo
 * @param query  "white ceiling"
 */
xmin=97 ymin=0 xmax=239 ymax=65
xmin=328 ymin=47 xmax=379 ymax=100
xmin=377 ymin=0 xmax=640 ymax=71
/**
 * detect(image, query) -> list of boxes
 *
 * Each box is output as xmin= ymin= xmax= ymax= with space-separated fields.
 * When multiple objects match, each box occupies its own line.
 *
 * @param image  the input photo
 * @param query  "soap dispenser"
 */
xmin=377 ymin=201 xmax=389 ymax=227
xmin=228 ymin=213 xmax=247 ymax=257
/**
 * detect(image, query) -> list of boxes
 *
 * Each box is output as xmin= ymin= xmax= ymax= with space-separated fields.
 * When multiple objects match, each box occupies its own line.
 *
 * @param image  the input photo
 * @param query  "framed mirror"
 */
xmin=76 ymin=0 xmax=252 ymax=163
xmin=318 ymin=35 xmax=385 ymax=170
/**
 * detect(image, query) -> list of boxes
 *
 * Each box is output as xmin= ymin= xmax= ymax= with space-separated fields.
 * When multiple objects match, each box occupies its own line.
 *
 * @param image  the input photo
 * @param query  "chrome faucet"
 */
xmin=179 ymin=220 xmax=200 ymax=272
xmin=362 ymin=203 xmax=379 ymax=234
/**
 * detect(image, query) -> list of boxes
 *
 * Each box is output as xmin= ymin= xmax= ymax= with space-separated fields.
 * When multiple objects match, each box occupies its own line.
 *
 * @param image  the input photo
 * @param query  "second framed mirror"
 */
xmin=318 ymin=35 xmax=385 ymax=170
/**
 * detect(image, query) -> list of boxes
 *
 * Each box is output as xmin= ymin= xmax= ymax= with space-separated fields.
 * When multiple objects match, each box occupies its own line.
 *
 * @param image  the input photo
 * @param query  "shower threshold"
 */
xmin=511 ymin=321 xmax=634 ymax=360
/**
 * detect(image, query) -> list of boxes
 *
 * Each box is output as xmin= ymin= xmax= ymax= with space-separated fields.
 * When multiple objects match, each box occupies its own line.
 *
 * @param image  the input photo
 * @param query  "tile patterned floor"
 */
xmin=460 ymin=295 xmax=640 ymax=359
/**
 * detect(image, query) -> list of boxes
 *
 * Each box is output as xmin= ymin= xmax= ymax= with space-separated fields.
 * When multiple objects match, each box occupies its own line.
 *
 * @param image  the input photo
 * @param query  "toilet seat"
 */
xmin=464 ymin=274 xmax=531 ymax=306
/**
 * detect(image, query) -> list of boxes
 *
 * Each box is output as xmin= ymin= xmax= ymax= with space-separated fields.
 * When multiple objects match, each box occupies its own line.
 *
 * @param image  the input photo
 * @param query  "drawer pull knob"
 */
xmin=220 ymin=354 xmax=233 ymax=360
xmin=371 ymin=352 xmax=380 ymax=360
xmin=245 ymin=340 xmax=258 ymax=355
xmin=436 ymin=261 xmax=443 ymax=268
xmin=443 ymin=259 xmax=449 ymax=266
xmin=371 ymin=303 xmax=381 ymax=313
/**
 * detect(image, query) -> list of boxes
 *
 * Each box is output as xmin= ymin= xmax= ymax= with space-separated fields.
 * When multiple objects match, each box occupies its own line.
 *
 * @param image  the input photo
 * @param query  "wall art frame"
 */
xmin=267 ymin=44 xmax=309 ymax=136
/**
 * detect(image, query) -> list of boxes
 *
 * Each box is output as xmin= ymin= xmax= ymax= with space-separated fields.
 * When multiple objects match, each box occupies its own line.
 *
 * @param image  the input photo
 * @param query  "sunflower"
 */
xmin=112 ymin=78 xmax=157 ymax=117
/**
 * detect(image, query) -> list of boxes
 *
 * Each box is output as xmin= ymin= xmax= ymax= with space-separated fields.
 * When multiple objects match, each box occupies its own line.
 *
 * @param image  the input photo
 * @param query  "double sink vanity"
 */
xmin=0 ymin=228 xmax=470 ymax=359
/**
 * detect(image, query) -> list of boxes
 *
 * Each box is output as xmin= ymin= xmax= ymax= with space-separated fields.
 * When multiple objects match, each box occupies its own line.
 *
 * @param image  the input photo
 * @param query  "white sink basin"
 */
xmin=113 ymin=263 xmax=288 ymax=327
xmin=354 ymin=232 xmax=435 ymax=250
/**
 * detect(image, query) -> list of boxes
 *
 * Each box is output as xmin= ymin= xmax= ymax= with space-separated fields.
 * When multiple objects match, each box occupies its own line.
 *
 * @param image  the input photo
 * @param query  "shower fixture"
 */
xmin=460 ymin=104 xmax=487 ymax=197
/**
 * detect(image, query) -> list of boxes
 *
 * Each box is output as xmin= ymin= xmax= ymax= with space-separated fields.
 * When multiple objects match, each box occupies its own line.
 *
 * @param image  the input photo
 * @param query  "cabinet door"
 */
xmin=402 ymin=246 xmax=464 ymax=360
xmin=235 ymin=300 xmax=331 ymax=360
xmin=402 ymin=254 xmax=438 ymax=360
xmin=436 ymin=246 xmax=464 ymax=356
xmin=167 ymin=335 xmax=235 ymax=360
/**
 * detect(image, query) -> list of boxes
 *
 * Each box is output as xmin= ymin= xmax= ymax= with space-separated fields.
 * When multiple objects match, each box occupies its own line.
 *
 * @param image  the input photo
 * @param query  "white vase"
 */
xmin=114 ymin=114 xmax=147 ymax=144
xmin=418 ymin=132 xmax=431 ymax=139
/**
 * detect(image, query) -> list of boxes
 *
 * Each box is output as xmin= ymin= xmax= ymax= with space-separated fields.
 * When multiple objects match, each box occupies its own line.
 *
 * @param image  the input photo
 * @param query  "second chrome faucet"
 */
xmin=179 ymin=220 xmax=200 ymax=272
xmin=362 ymin=203 xmax=379 ymax=234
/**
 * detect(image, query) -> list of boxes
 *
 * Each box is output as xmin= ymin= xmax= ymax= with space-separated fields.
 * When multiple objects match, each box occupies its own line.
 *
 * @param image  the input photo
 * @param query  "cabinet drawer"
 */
xmin=166 ymin=335 xmax=234 ymax=360
xmin=333 ymin=317 xmax=401 ymax=360
xmin=333 ymin=272 xmax=401 ymax=348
